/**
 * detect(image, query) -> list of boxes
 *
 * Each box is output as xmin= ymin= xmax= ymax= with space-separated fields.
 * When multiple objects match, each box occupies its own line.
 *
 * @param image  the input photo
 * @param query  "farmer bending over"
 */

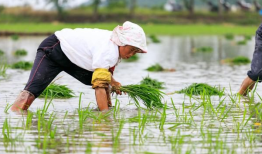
xmin=239 ymin=23 xmax=262 ymax=95
xmin=11 ymin=21 xmax=147 ymax=112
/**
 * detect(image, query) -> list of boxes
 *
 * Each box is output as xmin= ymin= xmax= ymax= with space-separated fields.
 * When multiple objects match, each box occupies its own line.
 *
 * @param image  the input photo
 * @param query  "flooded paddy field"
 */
xmin=1 ymin=35 xmax=262 ymax=154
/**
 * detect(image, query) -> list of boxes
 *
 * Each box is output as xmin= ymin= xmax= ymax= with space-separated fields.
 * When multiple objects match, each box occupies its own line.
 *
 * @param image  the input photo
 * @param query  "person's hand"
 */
xmin=111 ymin=80 xmax=122 ymax=95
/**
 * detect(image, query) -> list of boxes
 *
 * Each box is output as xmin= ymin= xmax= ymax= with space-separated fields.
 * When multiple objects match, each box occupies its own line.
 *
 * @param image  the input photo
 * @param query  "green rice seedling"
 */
xmin=85 ymin=141 xmax=92 ymax=154
xmin=139 ymin=111 xmax=148 ymax=135
xmin=230 ymin=56 xmax=250 ymax=65
xmin=2 ymin=118 xmax=10 ymax=142
xmin=237 ymin=39 xmax=247 ymax=45
xmin=244 ymin=35 xmax=252 ymax=40
xmin=149 ymin=34 xmax=161 ymax=43
xmin=247 ymin=81 xmax=258 ymax=104
xmin=14 ymin=49 xmax=27 ymax=56
xmin=222 ymin=56 xmax=250 ymax=65
xmin=10 ymin=34 xmax=19 ymax=41
xmin=159 ymin=103 xmax=167 ymax=130
xmin=39 ymin=83 xmax=75 ymax=98
xmin=42 ymin=92 xmax=54 ymax=115
xmin=49 ymin=126 xmax=57 ymax=139
xmin=62 ymin=111 xmax=68 ymax=124
xmin=113 ymin=98 xmax=120 ymax=119
xmin=112 ymin=84 xmax=164 ymax=109
xmin=78 ymin=93 xmax=88 ymax=130
xmin=46 ymin=112 xmax=56 ymax=131
xmin=140 ymin=76 xmax=165 ymax=89
xmin=123 ymin=54 xmax=139 ymax=62
xmin=26 ymin=111 xmax=33 ymax=129
xmin=195 ymin=46 xmax=213 ymax=52
xmin=132 ymin=127 xmax=138 ymax=145
xmin=177 ymin=83 xmax=224 ymax=96
xmin=146 ymin=63 xmax=164 ymax=72
xmin=4 ymin=103 xmax=12 ymax=114
xmin=225 ymin=33 xmax=234 ymax=40
xmin=112 ymin=119 xmax=125 ymax=153
xmin=0 ymin=65 xmax=7 ymax=77
xmin=0 ymin=49 xmax=4 ymax=56
xmin=11 ymin=61 xmax=33 ymax=70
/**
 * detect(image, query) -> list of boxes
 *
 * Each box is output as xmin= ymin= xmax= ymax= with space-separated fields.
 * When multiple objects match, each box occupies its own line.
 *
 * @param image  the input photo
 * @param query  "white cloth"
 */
xmin=111 ymin=21 xmax=148 ymax=53
xmin=55 ymin=28 xmax=119 ymax=72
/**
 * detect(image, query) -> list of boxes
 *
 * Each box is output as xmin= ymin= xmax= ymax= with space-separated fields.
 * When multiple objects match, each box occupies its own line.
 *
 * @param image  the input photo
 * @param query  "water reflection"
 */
xmin=0 ymin=35 xmax=255 ymax=65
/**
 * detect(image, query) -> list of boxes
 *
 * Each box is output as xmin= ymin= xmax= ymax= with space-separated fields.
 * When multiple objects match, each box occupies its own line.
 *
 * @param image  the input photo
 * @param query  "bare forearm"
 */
xmin=95 ymin=88 xmax=108 ymax=111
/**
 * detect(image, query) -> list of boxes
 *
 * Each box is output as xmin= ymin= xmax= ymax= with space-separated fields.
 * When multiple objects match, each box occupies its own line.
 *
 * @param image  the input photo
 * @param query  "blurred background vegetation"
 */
xmin=0 ymin=0 xmax=261 ymax=24
xmin=0 ymin=0 xmax=261 ymax=34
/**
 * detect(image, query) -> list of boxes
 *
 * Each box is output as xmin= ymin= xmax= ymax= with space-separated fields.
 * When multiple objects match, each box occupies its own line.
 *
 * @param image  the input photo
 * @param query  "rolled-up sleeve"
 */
xmin=91 ymin=68 xmax=111 ymax=89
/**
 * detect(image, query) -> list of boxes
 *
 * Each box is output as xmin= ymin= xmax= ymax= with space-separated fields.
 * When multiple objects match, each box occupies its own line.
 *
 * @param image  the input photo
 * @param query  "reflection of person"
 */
xmin=11 ymin=21 xmax=147 ymax=112
xmin=238 ymin=24 xmax=262 ymax=95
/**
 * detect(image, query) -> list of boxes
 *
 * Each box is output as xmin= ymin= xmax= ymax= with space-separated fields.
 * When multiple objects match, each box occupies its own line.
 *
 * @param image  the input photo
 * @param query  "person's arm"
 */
xmin=95 ymin=87 xmax=109 ymax=111
xmin=91 ymin=68 xmax=111 ymax=111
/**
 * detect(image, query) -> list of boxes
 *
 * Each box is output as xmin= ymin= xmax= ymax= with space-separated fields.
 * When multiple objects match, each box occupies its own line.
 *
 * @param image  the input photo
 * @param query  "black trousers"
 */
xmin=248 ymin=23 xmax=262 ymax=82
xmin=24 ymin=34 xmax=93 ymax=98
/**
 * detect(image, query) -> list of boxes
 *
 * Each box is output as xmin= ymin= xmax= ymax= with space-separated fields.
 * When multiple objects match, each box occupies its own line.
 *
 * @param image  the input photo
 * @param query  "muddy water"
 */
xmin=0 ymin=35 xmax=262 ymax=154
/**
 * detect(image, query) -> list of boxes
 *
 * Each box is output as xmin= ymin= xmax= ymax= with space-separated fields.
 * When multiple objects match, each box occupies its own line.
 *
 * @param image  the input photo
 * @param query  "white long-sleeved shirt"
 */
xmin=55 ymin=28 xmax=119 ymax=72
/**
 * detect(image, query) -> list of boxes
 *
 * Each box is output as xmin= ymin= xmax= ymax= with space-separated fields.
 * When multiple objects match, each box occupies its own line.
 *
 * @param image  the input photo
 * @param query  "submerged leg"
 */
xmin=11 ymin=90 xmax=35 ymax=112
xmin=238 ymin=76 xmax=256 ymax=96
xmin=11 ymin=35 xmax=63 ymax=112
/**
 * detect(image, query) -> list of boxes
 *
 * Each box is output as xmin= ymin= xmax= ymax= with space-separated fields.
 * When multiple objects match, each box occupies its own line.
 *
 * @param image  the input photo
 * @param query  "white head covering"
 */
xmin=110 ymin=21 xmax=148 ymax=53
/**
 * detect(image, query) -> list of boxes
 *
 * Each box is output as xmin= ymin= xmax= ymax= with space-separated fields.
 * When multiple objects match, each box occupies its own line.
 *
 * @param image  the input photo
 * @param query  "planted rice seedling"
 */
xmin=225 ymin=33 xmax=234 ymax=40
xmin=195 ymin=46 xmax=213 ymax=52
xmin=11 ymin=61 xmax=33 ymax=70
xmin=244 ymin=35 xmax=252 ymax=40
xmin=146 ymin=63 xmax=164 ymax=72
xmin=140 ymin=76 xmax=165 ymax=89
xmin=0 ymin=65 xmax=7 ymax=77
xmin=4 ymin=103 xmax=12 ymax=114
xmin=39 ymin=83 xmax=75 ymax=98
xmin=123 ymin=54 xmax=139 ymax=62
xmin=146 ymin=63 xmax=175 ymax=72
xmin=25 ymin=111 xmax=33 ymax=129
xmin=112 ymin=84 xmax=164 ymax=108
xmin=0 ymin=49 xmax=4 ymax=56
xmin=10 ymin=34 xmax=19 ymax=41
xmin=222 ymin=56 xmax=250 ymax=65
xmin=14 ymin=49 xmax=27 ymax=56
xmin=149 ymin=34 xmax=161 ymax=43
xmin=177 ymin=83 xmax=224 ymax=96
xmin=237 ymin=40 xmax=247 ymax=45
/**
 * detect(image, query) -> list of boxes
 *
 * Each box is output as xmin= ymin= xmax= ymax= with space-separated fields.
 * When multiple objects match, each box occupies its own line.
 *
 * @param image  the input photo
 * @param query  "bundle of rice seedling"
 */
xmin=112 ymin=84 xmax=164 ymax=109
xmin=146 ymin=63 xmax=164 ymax=72
xmin=177 ymin=83 xmax=224 ymax=96
xmin=123 ymin=55 xmax=139 ymax=62
xmin=14 ymin=49 xmax=27 ymax=56
xmin=140 ymin=76 xmax=165 ymax=89
xmin=40 ymin=83 xmax=75 ymax=98
xmin=11 ymin=61 xmax=33 ymax=70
